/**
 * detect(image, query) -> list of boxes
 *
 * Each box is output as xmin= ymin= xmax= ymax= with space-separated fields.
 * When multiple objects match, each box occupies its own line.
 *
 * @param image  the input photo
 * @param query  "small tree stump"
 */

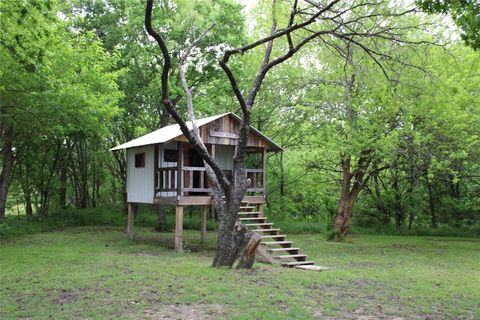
xmin=234 ymin=222 xmax=262 ymax=269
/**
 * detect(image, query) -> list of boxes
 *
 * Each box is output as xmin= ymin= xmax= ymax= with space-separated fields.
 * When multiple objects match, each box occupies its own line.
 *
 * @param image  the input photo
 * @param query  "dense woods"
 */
xmin=1 ymin=0 xmax=479 ymax=242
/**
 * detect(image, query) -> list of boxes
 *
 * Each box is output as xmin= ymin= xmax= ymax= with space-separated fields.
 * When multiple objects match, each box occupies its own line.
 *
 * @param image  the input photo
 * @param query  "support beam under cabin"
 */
xmin=127 ymin=203 xmax=136 ymax=240
xmin=200 ymin=206 xmax=208 ymax=243
xmin=175 ymin=206 xmax=184 ymax=252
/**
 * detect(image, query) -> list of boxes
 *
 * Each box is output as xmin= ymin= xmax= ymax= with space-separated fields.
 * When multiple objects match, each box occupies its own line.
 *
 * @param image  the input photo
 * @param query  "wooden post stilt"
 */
xmin=258 ymin=203 xmax=264 ymax=218
xmin=127 ymin=203 xmax=136 ymax=240
xmin=200 ymin=206 xmax=207 ymax=243
xmin=175 ymin=206 xmax=184 ymax=252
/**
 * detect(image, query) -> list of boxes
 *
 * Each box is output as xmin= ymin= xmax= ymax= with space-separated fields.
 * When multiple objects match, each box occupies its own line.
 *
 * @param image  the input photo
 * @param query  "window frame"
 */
xmin=164 ymin=149 xmax=178 ymax=163
xmin=134 ymin=152 xmax=145 ymax=168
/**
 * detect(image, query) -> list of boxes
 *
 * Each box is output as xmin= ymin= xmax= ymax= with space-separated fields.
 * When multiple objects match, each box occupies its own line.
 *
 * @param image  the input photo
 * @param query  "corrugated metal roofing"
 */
xmin=110 ymin=112 xmax=282 ymax=152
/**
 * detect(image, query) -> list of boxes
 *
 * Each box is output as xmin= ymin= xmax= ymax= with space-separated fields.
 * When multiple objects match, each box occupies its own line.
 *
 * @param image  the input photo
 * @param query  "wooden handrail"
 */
xmin=155 ymin=166 xmax=266 ymax=195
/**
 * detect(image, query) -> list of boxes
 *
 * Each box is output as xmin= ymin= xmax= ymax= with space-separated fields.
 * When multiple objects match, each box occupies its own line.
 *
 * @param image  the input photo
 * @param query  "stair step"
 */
xmin=268 ymin=247 xmax=300 ymax=252
xmin=263 ymin=241 xmax=293 ymax=245
xmin=240 ymin=206 xmax=256 ymax=210
xmin=238 ymin=211 xmax=261 ymax=215
xmin=251 ymin=228 xmax=280 ymax=233
xmin=281 ymin=261 xmax=315 ymax=267
xmin=239 ymin=217 xmax=266 ymax=221
xmin=274 ymin=254 xmax=308 ymax=260
xmin=245 ymin=223 xmax=273 ymax=227
xmin=261 ymin=234 xmax=286 ymax=239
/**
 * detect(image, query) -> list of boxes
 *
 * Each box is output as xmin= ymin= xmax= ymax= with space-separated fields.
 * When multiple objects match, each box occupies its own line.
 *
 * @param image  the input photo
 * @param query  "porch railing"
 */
xmin=155 ymin=167 xmax=265 ymax=195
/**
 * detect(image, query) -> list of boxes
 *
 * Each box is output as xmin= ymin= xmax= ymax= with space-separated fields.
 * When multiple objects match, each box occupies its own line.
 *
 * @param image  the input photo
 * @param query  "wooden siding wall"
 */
xmin=174 ymin=114 xmax=270 ymax=149
xmin=127 ymin=145 xmax=154 ymax=204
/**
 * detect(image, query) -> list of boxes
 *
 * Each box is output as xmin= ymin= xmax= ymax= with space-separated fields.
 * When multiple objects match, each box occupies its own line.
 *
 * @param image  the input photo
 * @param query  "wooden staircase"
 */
xmin=238 ymin=203 xmax=315 ymax=268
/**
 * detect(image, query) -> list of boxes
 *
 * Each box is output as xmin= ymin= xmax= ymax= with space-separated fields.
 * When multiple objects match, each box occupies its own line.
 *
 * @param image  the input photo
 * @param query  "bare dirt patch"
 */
xmin=123 ymin=303 xmax=226 ymax=320
xmin=307 ymin=279 xmax=451 ymax=320
xmin=53 ymin=289 xmax=79 ymax=305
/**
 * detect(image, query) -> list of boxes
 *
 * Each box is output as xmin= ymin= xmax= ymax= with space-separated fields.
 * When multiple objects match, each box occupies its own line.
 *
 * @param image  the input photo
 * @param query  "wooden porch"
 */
xmin=153 ymin=141 xmax=267 ymax=203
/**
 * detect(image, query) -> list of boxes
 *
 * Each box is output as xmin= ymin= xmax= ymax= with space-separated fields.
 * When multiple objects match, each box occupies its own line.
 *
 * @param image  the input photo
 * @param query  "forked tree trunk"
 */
xmin=210 ymin=169 xmax=250 ymax=267
xmin=144 ymin=0 xmax=326 ymax=268
xmin=331 ymin=157 xmax=368 ymax=241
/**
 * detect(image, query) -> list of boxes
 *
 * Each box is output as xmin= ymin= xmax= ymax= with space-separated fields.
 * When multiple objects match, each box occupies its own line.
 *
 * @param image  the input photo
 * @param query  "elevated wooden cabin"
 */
xmin=111 ymin=113 xmax=282 ymax=251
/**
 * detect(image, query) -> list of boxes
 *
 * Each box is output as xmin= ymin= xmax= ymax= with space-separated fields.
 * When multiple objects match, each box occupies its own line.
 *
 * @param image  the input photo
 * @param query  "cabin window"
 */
xmin=164 ymin=149 xmax=178 ymax=162
xmin=135 ymin=152 xmax=145 ymax=168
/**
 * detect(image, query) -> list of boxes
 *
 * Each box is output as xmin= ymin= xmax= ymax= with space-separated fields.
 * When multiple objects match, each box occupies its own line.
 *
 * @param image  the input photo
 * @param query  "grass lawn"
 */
xmin=1 ymin=226 xmax=479 ymax=319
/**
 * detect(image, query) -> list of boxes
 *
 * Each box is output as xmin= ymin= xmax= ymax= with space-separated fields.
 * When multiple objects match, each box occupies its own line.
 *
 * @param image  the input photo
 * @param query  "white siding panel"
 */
xmin=127 ymin=145 xmax=154 ymax=204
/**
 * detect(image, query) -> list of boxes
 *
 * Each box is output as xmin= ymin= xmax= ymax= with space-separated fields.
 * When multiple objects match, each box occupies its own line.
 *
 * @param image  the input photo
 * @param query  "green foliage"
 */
xmin=1 ymin=0 xmax=479 ymax=238
xmin=0 ymin=206 xmax=219 ymax=239
xmin=417 ymin=0 xmax=480 ymax=50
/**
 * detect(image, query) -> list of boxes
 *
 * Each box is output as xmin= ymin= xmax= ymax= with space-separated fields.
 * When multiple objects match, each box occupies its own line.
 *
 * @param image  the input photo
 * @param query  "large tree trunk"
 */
xmin=0 ymin=127 xmax=15 ymax=219
xmin=332 ymin=158 xmax=355 ymax=240
xmin=211 ymin=188 xmax=243 ymax=267
xmin=331 ymin=156 xmax=368 ymax=241
xmin=333 ymin=197 xmax=354 ymax=240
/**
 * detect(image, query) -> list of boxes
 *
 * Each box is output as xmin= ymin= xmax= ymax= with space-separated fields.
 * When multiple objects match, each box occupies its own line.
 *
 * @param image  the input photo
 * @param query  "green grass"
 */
xmin=1 ymin=227 xmax=479 ymax=319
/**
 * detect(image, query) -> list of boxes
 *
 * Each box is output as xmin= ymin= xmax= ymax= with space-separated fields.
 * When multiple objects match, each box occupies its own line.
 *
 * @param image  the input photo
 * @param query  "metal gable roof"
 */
xmin=110 ymin=112 xmax=283 ymax=152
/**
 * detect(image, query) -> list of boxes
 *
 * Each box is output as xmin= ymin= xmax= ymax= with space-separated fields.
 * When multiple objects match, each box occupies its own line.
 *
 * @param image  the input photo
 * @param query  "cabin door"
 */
xmin=188 ymin=148 xmax=205 ymax=194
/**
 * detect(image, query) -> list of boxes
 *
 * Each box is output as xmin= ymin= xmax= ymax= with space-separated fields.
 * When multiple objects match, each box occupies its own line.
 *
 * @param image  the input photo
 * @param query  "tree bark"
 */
xmin=332 ymin=158 xmax=355 ymax=240
xmin=0 ymin=127 xmax=15 ymax=219
xmin=333 ymin=197 xmax=355 ymax=240
xmin=331 ymin=156 xmax=369 ymax=241
xmin=236 ymin=228 xmax=262 ymax=269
